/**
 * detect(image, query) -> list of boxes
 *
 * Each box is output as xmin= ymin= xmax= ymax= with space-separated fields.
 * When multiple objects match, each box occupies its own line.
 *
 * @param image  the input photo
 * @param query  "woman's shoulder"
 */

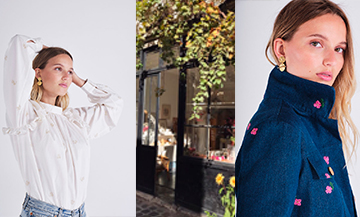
xmin=242 ymin=99 xmax=304 ymax=151
xmin=250 ymin=98 xmax=304 ymax=130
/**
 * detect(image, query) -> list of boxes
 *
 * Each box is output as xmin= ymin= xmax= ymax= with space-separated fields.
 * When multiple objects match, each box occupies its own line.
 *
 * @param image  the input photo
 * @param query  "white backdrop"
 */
xmin=0 ymin=1 xmax=135 ymax=216
xmin=235 ymin=0 xmax=360 ymax=211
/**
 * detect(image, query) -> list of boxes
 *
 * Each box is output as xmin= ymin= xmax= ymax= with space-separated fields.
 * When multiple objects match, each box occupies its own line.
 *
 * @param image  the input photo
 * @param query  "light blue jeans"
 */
xmin=20 ymin=193 xmax=86 ymax=217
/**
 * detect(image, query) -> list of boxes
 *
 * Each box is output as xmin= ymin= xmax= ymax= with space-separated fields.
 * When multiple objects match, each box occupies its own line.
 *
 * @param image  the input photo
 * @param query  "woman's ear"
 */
xmin=274 ymin=38 xmax=286 ymax=59
xmin=34 ymin=68 xmax=41 ymax=79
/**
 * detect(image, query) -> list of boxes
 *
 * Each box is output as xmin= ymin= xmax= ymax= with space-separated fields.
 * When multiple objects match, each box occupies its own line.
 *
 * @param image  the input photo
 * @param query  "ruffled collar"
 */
xmin=264 ymin=66 xmax=335 ymax=118
xmin=38 ymin=101 xmax=63 ymax=115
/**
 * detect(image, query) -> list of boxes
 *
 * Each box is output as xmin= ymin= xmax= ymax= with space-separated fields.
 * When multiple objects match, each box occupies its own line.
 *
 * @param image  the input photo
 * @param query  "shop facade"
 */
xmin=136 ymin=43 xmax=235 ymax=215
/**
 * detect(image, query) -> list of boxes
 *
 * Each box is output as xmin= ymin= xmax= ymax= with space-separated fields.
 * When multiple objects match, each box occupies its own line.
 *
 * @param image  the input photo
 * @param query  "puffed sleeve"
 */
xmin=70 ymin=80 xmax=124 ymax=139
xmin=235 ymin=120 xmax=302 ymax=216
xmin=3 ymin=34 xmax=43 ymax=127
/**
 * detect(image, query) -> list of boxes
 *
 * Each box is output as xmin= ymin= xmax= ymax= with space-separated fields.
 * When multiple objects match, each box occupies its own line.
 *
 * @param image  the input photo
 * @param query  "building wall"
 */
xmin=0 ymin=1 xmax=135 ymax=216
xmin=176 ymin=157 xmax=234 ymax=215
xmin=235 ymin=0 xmax=360 ymax=211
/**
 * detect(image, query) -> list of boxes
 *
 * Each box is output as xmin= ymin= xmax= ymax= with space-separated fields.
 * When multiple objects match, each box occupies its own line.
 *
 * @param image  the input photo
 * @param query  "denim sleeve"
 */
xmin=236 ymin=120 xmax=302 ymax=216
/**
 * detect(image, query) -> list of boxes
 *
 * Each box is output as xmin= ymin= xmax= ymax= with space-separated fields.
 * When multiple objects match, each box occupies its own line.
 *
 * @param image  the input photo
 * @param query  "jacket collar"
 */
xmin=264 ymin=66 xmax=335 ymax=118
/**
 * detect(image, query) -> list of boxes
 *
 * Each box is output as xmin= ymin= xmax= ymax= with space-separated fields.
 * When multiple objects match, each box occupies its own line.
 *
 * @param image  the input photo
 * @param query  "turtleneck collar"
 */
xmin=264 ymin=66 xmax=336 ymax=119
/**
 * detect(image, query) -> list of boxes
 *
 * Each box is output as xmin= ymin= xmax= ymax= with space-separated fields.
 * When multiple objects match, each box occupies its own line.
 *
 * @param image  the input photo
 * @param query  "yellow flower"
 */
xmin=215 ymin=173 xmax=224 ymax=185
xmin=229 ymin=176 xmax=235 ymax=188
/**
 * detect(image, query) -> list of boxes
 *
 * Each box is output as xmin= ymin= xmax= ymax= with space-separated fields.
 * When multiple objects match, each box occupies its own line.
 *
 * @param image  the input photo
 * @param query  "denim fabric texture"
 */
xmin=20 ymin=193 xmax=86 ymax=217
xmin=235 ymin=67 xmax=357 ymax=216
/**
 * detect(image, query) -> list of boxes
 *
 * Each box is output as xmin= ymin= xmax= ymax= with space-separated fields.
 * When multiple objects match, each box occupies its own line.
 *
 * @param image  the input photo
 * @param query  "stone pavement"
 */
xmin=136 ymin=191 xmax=207 ymax=217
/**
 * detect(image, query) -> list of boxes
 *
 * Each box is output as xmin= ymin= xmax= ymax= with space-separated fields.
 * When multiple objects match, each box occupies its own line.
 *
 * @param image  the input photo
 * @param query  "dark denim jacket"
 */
xmin=235 ymin=67 xmax=357 ymax=216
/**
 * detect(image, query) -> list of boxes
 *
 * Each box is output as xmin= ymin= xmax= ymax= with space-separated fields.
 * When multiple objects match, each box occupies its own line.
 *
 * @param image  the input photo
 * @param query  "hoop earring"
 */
xmin=37 ymin=78 xmax=42 ymax=86
xmin=278 ymin=56 xmax=286 ymax=72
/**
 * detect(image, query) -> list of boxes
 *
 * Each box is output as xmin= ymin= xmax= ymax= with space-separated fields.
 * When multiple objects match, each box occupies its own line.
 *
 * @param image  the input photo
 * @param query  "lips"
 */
xmin=316 ymin=72 xmax=332 ymax=82
xmin=59 ymin=83 xmax=68 ymax=88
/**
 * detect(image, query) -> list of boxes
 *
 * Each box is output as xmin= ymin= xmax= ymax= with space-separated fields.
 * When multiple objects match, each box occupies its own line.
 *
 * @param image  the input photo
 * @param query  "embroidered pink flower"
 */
xmin=247 ymin=123 xmax=251 ymax=130
xmin=325 ymin=173 xmax=331 ymax=179
xmin=314 ymin=100 xmax=322 ymax=109
xmin=325 ymin=186 xmax=333 ymax=194
xmin=251 ymin=128 xmax=258 ymax=135
xmin=323 ymin=156 xmax=329 ymax=165
xmin=294 ymin=199 xmax=302 ymax=206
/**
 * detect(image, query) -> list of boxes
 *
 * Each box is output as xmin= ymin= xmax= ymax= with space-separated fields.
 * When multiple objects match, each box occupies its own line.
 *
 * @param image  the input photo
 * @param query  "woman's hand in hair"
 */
xmin=72 ymin=71 xmax=86 ymax=87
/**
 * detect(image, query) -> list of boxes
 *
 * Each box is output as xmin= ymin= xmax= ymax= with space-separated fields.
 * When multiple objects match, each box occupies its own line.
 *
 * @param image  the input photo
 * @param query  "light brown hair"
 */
xmin=31 ymin=47 xmax=73 ymax=110
xmin=265 ymin=0 xmax=358 ymax=159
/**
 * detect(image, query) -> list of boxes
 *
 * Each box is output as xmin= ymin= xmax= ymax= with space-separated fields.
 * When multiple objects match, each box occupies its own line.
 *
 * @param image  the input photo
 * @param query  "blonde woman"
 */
xmin=3 ymin=35 xmax=123 ymax=216
xmin=235 ymin=0 xmax=358 ymax=216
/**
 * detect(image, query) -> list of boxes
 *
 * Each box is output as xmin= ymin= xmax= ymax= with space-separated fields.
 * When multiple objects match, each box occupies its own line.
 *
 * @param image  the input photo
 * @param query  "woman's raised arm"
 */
xmin=3 ymin=34 xmax=43 ymax=127
xmin=66 ymin=80 xmax=124 ymax=140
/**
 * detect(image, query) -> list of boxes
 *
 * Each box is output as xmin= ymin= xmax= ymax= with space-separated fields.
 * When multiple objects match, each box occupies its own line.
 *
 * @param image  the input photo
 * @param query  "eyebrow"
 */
xmin=53 ymin=63 xmax=74 ymax=71
xmin=308 ymin=34 xmax=347 ymax=46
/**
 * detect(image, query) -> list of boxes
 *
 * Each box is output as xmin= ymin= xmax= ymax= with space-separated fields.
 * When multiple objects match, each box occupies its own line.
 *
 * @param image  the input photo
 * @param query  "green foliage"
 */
xmin=220 ymin=185 xmax=235 ymax=217
xmin=136 ymin=0 xmax=235 ymax=119
xmin=204 ymin=210 xmax=218 ymax=217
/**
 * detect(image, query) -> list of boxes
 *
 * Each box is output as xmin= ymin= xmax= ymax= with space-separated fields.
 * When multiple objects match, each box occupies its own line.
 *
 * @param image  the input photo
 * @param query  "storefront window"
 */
xmin=142 ymin=75 xmax=159 ymax=146
xmin=145 ymin=50 xmax=160 ymax=70
xmin=157 ymin=69 xmax=179 ymax=173
xmin=184 ymin=66 xmax=235 ymax=163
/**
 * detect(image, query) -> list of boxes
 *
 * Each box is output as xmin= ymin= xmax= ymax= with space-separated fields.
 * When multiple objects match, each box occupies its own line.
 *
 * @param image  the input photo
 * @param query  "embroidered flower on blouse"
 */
xmin=251 ymin=128 xmax=258 ymax=135
xmin=325 ymin=186 xmax=333 ymax=194
xmin=325 ymin=173 xmax=331 ymax=179
xmin=323 ymin=156 xmax=329 ymax=165
xmin=247 ymin=123 xmax=251 ymax=130
xmin=294 ymin=199 xmax=302 ymax=206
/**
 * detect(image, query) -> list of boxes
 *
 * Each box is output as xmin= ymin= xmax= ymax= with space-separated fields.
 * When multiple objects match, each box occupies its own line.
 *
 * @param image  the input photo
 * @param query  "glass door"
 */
xmin=136 ymin=73 xmax=161 ymax=195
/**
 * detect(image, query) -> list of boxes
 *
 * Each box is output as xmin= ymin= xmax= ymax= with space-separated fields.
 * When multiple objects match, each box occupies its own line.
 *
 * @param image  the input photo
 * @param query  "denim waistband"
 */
xmin=22 ymin=193 xmax=85 ymax=217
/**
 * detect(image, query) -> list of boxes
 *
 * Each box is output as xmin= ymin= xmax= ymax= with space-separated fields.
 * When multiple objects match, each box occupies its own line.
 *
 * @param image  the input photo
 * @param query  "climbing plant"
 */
xmin=136 ymin=0 xmax=235 ymax=120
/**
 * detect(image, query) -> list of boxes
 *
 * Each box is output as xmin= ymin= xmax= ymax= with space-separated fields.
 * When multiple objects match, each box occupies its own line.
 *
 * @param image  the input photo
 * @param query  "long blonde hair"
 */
xmin=265 ymin=0 xmax=358 ymax=158
xmin=31 ymin=47 xmax=72 ymax=110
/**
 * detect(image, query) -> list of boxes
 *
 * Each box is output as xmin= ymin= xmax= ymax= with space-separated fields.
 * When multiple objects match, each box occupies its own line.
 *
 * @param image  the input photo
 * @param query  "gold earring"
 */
xmin=278 ymin=56 xmax=286 ymax=72
xmin=37 ymin=78 xmax=42 ymax=86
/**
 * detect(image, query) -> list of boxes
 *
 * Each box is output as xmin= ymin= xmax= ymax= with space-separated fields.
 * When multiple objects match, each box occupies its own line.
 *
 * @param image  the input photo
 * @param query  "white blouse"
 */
xmin=2 ymin=35 xmax=123 ymax=210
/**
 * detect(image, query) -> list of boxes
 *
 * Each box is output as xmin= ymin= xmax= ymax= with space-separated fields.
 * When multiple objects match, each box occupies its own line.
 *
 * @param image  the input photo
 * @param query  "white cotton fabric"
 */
xmin=2 ymin=34 xmax=124 ymax=210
